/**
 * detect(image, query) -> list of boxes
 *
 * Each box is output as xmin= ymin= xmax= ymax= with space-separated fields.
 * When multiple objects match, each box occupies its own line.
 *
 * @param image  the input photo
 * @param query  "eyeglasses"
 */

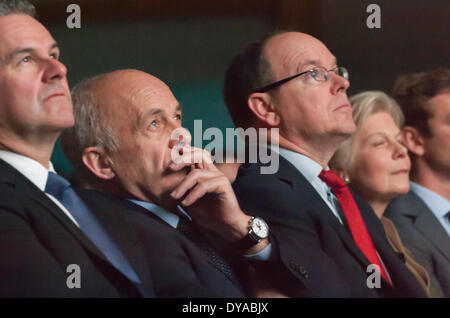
xmin=251 ymin=66 xmax=349 ymax=93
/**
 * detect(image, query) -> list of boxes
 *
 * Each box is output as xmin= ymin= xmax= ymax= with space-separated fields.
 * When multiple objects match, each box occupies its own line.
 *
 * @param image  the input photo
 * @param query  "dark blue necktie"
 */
xmin=176 ymin=215 xmax=241 ymax=286
xmin=45 ymin=172 xmax=145 ymax=292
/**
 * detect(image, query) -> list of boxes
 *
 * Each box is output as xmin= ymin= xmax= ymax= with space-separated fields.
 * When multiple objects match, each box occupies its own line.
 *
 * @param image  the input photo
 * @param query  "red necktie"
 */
xmin=319 ymin=170 xmax=392 ymax=285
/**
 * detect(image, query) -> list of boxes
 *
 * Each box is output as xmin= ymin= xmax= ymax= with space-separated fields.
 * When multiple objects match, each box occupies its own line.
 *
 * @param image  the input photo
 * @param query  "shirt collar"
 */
xmin=271 ymin=146 xmax=324 ymax=182
xmin=127 ymin=199 xmax=192 ymax=229
xmin=410 ymin=181 xmax=450 ymax=219
xmin=0 ymin=150 xmax=55 ymax=191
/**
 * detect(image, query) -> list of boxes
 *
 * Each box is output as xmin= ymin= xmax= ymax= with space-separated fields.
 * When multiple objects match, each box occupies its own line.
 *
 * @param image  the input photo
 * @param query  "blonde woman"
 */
xmin=330 ymin=91 xmax=443 ymax=297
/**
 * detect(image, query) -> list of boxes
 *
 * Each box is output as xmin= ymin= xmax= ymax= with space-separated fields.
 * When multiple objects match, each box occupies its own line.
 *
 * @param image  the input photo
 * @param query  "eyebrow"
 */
xmin=298 ymin=58 xmax=338 ymax=72
xmin=136 ymin=104 xmax=182 ymax=129
xmin=4 ymin=42 xmax=59 ymax=64
xmin=365 ymin=130 xmax=403 ymax=141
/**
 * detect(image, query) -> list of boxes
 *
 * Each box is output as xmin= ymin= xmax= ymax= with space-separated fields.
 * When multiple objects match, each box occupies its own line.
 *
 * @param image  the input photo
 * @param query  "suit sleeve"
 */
xmin=233 ymin=171 xmax=352 ymax=297
xmin=0 ymin=208 xmax=84 ymax=297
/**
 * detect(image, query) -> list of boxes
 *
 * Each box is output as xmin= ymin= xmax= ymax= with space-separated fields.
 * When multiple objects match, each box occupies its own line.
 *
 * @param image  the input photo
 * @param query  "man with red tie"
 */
xmin=224 ymin=31 xmax=425 ymax=297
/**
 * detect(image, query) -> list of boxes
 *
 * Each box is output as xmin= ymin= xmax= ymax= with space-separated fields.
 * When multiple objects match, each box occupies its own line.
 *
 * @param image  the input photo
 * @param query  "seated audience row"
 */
xmin=0 ymin=0 xmax=448 ymax=298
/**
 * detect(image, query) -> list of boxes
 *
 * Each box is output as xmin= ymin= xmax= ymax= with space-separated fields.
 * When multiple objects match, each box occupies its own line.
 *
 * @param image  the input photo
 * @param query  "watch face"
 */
xmin=252 ymin=218 xmax=269 ymax=238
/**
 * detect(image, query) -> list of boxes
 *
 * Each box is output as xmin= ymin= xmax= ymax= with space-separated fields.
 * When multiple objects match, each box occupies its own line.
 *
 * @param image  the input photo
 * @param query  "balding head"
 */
xmin=263 ymin=32 xmax=335 ymax=79
xmin=63 ymin=69 xmax=176 ymax=157
xmin=224 ymin=31 xmax=352 ymax=166
xmin=87 ymin=70 xmax=176 ymax=139
xmin=62 ymin=69 xmax=186 ymax=201
xmin=94 ymin=69 xmax=171 ymax=109
xmin=224 ymin=31 xmax=333 ymax=129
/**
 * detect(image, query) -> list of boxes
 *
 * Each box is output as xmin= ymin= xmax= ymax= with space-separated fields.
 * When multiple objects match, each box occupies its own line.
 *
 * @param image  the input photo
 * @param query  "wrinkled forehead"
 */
xmin=97 ymin=73 xmax=179 ymax=130
xmin=0 ymin=14 xmax=55 ymax=57
xmin=263 ymin=33 xmax=337 ymax=76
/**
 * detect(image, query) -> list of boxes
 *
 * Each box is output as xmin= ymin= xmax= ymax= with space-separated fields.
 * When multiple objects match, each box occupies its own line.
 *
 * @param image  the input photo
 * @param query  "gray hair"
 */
xmin=0 ymin=0 xmax=36 ymax=18
xmin=61 ymin=75 xmax=120 ymax=173
xmin=330 ymin=90 xmax=405 ymax=173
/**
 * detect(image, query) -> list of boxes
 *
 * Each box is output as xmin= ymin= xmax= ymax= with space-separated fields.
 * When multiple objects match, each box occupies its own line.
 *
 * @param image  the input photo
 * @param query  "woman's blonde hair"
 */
xmin=330 ymin=91 xmax=405 ymax=173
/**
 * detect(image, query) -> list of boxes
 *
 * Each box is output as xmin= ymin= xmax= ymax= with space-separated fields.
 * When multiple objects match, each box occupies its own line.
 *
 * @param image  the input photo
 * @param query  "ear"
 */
xmin=402 ymin=126 xmax=425 ymax=156
xmin=247 ymin=92 xmax=280 ymax=127
xmin=82 ymin=146 xmax=116 ymax=180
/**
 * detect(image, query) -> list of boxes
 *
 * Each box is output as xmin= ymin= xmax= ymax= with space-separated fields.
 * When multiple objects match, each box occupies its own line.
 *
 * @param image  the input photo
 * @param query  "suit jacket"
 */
xmin=80 ymin=190 xmax=247 ymax=298
xmin=381 ymin=217 xmax=442 ymax=297
xmin=0 ymin=159 xmax=154 ymax=297
xmin=385 ymin=191 xmax=450 ymax=297
xmin=232 ymin=156 xmax=427 ymax=298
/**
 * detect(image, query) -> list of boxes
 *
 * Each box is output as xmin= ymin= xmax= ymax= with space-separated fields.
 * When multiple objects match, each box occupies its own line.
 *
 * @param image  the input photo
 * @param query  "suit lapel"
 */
xmin=415 ymin=215 xmax=450 ymax=261
xmin=0 ymin=159 xmax=114 ymax=267
xmin=16 ymin=175 xmax=111 ymax=264
xmin=403 ymin=192 xmax=450 ymax=261
xmin=78 ymin=190 xmax=153 ymax=287
xmin=276 ymin=157 xmax=373 ymax=269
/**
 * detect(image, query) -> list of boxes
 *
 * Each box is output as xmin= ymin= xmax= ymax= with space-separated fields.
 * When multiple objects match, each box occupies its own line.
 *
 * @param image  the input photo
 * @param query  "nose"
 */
xmin=393 ymin=140 xmax=408 ymax=159
xmin=42 ymin=57 xmax=68 ymax=83
xmin=169 ymin=127 xmax=192 ymax=149
xmin=330 ymin=71 xmax=350 ymax=94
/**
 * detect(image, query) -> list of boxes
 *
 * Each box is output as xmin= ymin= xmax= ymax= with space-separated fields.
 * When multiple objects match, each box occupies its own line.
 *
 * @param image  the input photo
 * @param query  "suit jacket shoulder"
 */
xmin=385 ymin=191 xmax=450 ymax=297
xmin=0 ymin=159 xmax=150 ymax=297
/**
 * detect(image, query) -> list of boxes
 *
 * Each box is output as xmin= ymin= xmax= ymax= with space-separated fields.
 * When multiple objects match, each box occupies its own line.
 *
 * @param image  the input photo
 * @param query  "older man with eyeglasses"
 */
xmin=223 ymin=31 xmax=427 ymax=297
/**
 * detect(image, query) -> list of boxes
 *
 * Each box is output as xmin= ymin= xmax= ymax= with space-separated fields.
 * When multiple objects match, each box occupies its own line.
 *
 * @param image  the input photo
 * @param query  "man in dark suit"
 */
xmin=79 ymin=189 xmax=246 ymax=297
xmin=223 ymin=31 xmax=427 ymax=297
xmin=0 ymin=1 xmax=154 ymax=297
xmin=385 ymin=68 xmax=450 ymax=297
xmin=61 ymin=69 xmax=274 ymax=297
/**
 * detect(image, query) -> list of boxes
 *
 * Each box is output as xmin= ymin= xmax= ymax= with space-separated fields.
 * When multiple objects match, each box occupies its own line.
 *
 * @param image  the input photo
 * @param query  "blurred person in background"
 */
xmin=384 ymin=68 xmax=450 ymax=297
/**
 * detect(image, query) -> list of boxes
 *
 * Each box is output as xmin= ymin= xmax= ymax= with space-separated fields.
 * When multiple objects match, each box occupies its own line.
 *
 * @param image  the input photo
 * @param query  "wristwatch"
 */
xmin=234 ymin=216 xmax=270 ymax=250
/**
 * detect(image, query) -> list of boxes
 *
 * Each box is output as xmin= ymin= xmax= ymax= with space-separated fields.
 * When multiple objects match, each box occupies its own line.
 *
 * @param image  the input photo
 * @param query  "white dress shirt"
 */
xmin=273 ymin=146 xmax=344 ymax=224
xmin=0 ymin=150 xmax=79 ymax=227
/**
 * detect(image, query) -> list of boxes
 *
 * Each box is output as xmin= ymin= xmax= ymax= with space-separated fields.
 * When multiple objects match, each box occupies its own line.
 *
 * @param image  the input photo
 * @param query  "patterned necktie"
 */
xmin=176 ymin=215 xmax=240 ymax=285
xmin=319 ymin=169 xmax=392 ymax=285
xmin=45 ymin=172 xmax=151 ymax=295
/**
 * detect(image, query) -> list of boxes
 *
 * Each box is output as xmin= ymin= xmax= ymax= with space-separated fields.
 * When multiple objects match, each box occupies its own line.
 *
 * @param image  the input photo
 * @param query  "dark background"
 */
xmin=31 ymin=0 xmax=450 ymax=176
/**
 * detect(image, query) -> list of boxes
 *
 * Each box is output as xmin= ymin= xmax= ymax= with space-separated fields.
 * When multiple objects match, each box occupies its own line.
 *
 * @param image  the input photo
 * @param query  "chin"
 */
xmin=332 ymin=120 xmax=356 ymax=137
xmin=53 ymin=113 xmax=75 ymax=129
xmin=47 ymin=105 xmax=75 ymax=128
xmin=342 ymin=119 xmax=356 ymax=134
xmin=392 ymin=176 xmax=410 ymax=192
xmin=397 ymin=185 xmax=410 ymax=194
xmin=388 ymin=186 xmax=410 ymax=198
